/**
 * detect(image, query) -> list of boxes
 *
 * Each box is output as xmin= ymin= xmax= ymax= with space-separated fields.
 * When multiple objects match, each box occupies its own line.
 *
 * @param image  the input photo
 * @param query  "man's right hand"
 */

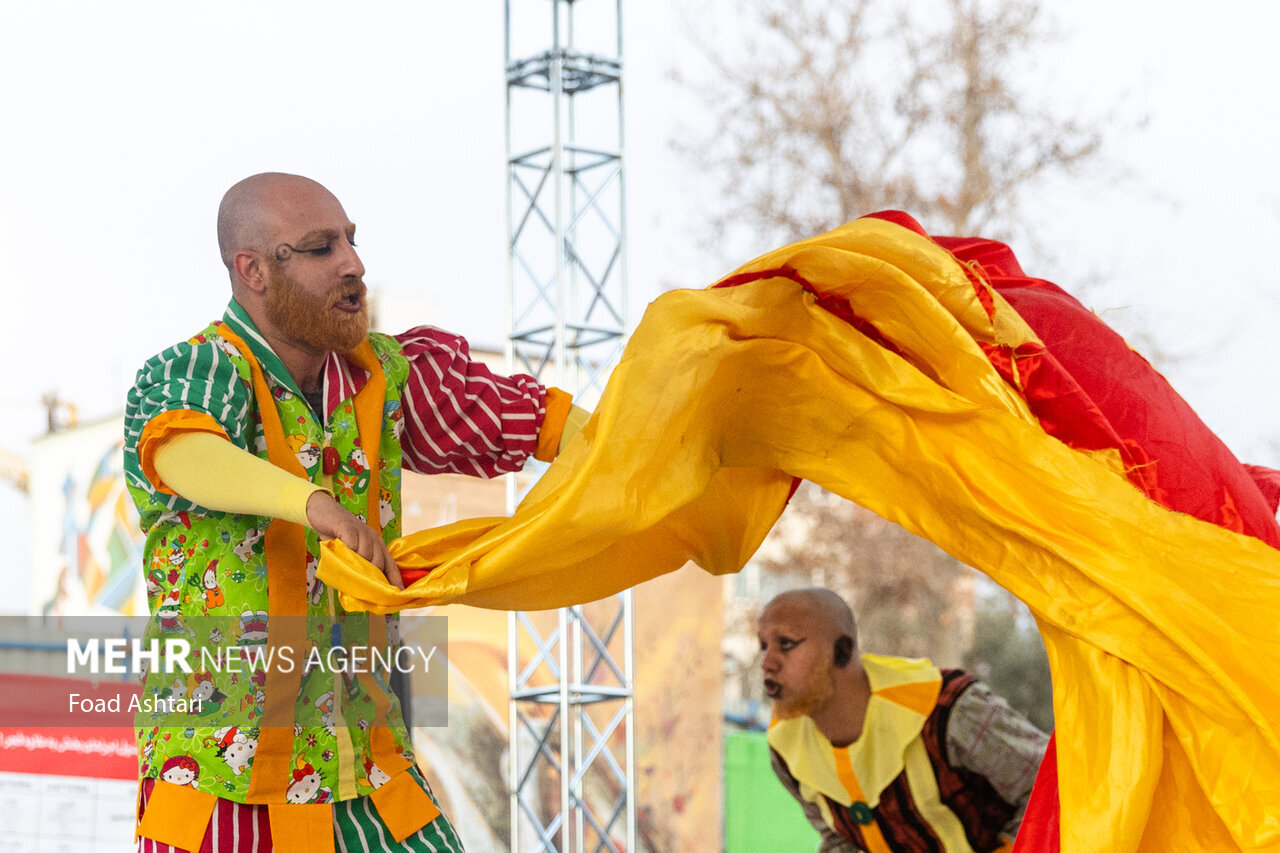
xmin=306 ymin=491 xmax=404 ymax=589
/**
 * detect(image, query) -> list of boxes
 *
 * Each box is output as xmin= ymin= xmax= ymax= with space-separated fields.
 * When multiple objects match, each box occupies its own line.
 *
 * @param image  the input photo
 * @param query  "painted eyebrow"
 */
xmin=759 ymin=632 xmax=806 ymax=644
xmin=292 ymin=226 xmax=357 ymax=246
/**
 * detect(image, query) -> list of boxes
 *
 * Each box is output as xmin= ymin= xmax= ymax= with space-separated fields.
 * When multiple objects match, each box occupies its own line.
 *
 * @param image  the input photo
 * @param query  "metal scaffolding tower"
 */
xmin=504 ymin=2 xmax=633 ymax=852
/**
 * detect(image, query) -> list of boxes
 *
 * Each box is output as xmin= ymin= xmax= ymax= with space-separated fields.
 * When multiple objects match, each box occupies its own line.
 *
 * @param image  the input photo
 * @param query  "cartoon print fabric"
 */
xmin=124 ymin=306 xmax=413 ymax=805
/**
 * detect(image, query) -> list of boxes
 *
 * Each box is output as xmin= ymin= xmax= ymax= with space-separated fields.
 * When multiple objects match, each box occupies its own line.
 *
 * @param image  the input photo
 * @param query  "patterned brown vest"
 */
xmin=811 ymin=670 xmax=1018 ymax=852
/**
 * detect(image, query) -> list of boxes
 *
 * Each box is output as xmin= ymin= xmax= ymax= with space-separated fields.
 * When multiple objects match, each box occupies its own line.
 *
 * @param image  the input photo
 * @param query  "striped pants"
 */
xmin=137 ymin=769 xmax=465 ymax=852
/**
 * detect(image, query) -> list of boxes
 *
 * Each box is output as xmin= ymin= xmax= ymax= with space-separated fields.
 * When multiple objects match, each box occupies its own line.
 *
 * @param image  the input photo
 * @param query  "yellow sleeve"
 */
xmin=137 ymin=410 xmax=230 ymax=493
xmin=152 ymin=432 xmax=324 ymax=526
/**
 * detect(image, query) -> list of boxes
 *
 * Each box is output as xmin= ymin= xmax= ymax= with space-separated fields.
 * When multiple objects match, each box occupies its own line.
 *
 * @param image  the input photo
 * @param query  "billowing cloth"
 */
xmin=919 ymin=214 xmax=1280 ymax=852
xmin=318 ymin=215 xmax=1280 ymax=851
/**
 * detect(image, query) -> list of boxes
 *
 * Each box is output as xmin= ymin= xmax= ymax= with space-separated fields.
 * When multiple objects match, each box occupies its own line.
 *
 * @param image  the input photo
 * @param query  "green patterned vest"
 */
xmin=124 ymin=301 xmax=415 ymax=804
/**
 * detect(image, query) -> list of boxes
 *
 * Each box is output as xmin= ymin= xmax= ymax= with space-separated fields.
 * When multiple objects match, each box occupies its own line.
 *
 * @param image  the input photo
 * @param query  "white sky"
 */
xmin=2 ymin=0 xmax=1278 ymax=597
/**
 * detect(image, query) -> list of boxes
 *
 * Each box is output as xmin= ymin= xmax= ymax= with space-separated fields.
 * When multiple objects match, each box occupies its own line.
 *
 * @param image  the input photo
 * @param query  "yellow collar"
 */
xmin=767 ymin=654 xmax=941 ymax=808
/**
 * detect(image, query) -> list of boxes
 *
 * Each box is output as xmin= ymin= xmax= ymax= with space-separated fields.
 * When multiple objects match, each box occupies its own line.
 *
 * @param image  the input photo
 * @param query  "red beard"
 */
xmin=263 ymin=261 xmax=369 ymax=355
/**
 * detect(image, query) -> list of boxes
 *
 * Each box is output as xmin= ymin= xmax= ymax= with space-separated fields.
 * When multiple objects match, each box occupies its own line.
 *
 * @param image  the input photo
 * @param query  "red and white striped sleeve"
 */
xmin=393 ymin=326 xmax=546 ymax=478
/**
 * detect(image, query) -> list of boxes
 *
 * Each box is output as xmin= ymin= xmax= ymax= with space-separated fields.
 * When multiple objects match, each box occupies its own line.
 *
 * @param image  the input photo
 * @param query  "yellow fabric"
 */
xmin=317 ymin=217 xmax=1280 ymax=851
xmin=559 ymin=403 xmax=590 ymax=454
xmin=768 ymin=654 xmax=939 ymax=810
xmin=903 ymin=737 xmax=976 ymax=852
xmin=861 ymin=653 xmax=942 ymax=714
xmin=877 ymin=681 xmax=943 ymax=718
xmin=267 ymin=803 xmax=336 ymax=853
xmin=369 ymin=770 xmax=442 ymax=842
xmin=335 ymin=718 xmax=359 ymax=802
xmin=152 ymin=430 xmax=323 ymax=525
xmin=137 ymin=781 xmax=219 ymax=851
xmin=768 ymin=715 xmax=850 ymax=806
xmin=849 ymin=656 xmax=941 ymax=808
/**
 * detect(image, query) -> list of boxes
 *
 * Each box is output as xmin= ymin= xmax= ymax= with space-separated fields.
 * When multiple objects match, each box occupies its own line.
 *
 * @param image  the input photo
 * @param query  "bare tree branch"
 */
xmin=677 ymin=0 xmax=1120 ymax=722
xmin=676 ymin=0 xmax=1113 ymax=248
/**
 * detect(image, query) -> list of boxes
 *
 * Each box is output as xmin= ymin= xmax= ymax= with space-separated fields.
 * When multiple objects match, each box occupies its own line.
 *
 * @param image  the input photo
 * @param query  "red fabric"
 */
xmin=864 ymin=215 xmax=1164 ymax=497
xmin=869 ymin=211 xmax=1280 ymax=546
xmin=983 ymin=282 xmax=1277 ymax=544
xmin=1246 ymin=464 xmax=1280 ymax=515
xmin=866 ymin=211 xmax=1280 ymax=850
xmin=1011 ymin=738 xmax=1061 ymax=852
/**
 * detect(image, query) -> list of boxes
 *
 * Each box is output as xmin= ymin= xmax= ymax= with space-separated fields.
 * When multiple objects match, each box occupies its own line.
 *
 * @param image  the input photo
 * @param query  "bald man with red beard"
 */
xmin=758 ymin=589 xmax=1048 ymax=853
xmin=124 ymin=173 xmax=586 ymax=853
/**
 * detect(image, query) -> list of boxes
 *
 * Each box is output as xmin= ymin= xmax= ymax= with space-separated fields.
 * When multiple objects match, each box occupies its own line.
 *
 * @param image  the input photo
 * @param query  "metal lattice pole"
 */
xmin=504 ymin=1 xmax=634 ymax=851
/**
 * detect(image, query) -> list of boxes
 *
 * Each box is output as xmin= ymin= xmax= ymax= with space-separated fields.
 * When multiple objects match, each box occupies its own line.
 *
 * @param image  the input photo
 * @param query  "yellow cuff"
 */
xmin=535 ymin=387 xmax=574 ymax=462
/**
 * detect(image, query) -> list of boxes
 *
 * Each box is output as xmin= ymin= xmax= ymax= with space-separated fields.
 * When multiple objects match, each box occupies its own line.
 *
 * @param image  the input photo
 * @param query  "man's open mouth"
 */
xmin=334 ymin=291 xmax=363 ymax=313
xmin=764 ymin=679 xmax=781 ymax=699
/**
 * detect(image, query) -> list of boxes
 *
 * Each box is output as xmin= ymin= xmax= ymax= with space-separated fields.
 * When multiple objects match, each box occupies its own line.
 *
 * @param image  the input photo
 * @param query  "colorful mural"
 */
xmin=28 ymin=417 xmax=145 ymax=617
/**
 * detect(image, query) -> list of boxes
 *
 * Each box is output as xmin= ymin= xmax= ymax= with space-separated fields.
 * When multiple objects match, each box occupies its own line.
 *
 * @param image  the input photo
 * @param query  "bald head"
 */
xmin=761 ymin=588 xmax=857 ymax=644
xmin=758 ymin=588 xmax=865 ymax=726
xmin=213 ymin=173 xmax=368 ymax=377
xmin=216 ymin=172 xmax=337 ymax=273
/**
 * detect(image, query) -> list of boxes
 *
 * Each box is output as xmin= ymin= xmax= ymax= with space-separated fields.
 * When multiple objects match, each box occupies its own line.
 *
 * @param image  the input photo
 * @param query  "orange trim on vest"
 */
xmin=535 ymin=387 xmax=572 ymax=461
xmin=137 ymin=781 xmax=219 ymax=852
xmin=353 ymin=611 xmax=410 ymax=780
xmin=267 ymin=802 xmax=336 ymax=853
xmin=832 ymin=748 xmax=894 ymax=853
xmin=876 ymin=678 xmax=942 ymax=717
xmin=245 ymin=515 xmax=309 ymax=804
xmin=138 ymin=409 xmax=229 ymax=495
xmin=345 ymin=340 xmax=386 ymax=527
xmin=188 ymin=326 xmax=407 ymax=811
xmin=369 ymin=770 xmax=442 ymax=843
xmin=335 ymin=340 xmax=409 ymax=780
xmin=217 ymin=324 xmax=312 ymax=804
